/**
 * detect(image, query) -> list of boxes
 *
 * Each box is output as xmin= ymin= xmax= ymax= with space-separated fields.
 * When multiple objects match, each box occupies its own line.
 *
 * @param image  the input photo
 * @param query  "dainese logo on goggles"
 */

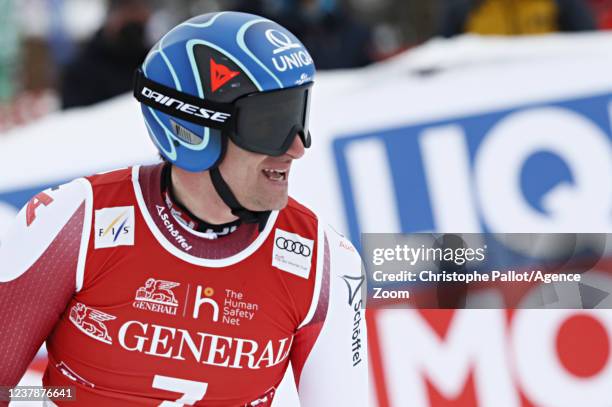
xmin=140 ymin=87 xmax=231 ymax=123
xmin=275 ymin=237 xmax=311 ymax=257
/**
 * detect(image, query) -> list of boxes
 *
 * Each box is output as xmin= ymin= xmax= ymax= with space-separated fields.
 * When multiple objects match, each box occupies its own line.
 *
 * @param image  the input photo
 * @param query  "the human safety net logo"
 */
xmin=334 ymin=92 xmax=612 ymax=240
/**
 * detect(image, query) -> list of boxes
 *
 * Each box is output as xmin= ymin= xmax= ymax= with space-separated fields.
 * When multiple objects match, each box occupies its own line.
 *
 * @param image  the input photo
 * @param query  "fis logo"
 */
xmin=94 ymin=206 xmax=135 ymax=249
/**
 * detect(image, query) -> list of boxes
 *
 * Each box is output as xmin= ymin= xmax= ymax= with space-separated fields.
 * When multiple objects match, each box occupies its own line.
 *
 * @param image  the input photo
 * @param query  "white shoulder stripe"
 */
xmin=298 ymin=219 xmax=325 ymax=329
xmin=75 ymin=178 xmax=93 ymax=292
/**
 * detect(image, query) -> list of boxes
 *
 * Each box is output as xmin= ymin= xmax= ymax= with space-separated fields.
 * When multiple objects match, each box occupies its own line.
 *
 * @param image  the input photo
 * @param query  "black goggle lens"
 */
xmin=232 ymin=83 xmax=312 ymax=155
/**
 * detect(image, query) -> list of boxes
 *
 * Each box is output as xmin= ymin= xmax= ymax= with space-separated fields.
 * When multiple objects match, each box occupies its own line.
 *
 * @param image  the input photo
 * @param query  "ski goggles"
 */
xmin=134 ymin=69 xmax=312 ymax=156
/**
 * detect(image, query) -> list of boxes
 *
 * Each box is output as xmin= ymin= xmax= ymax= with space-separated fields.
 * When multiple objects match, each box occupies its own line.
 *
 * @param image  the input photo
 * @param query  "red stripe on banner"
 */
xmin=425 ymin=371 xmax=478 ymax=406
xmin=367 ymin=309 xmax=390 ymax=407
xmin=417 ymin=310 xmax=457 ymax=340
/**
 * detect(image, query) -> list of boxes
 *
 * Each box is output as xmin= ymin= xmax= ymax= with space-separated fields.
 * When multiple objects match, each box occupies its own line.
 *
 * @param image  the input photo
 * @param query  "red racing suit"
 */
xmin=0 ymin=164 xmax=367 ymax=406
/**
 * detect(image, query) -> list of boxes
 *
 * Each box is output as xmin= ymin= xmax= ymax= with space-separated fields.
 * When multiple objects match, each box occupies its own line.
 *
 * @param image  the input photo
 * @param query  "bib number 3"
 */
xmin=152 ymin=375 xmax=209 ymax=406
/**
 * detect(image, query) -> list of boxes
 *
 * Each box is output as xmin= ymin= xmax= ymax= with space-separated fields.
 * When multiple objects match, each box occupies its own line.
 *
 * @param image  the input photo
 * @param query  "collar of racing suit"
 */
xmin=160 ymin=163 xmax=243 ymax=238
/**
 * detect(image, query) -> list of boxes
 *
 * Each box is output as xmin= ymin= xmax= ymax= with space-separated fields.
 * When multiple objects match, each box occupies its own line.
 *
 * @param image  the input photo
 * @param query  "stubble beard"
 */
xmin=244 ymin=180 xmax=289 ymax=211
xmin=249 ymin=189 xmax=288 ymax=211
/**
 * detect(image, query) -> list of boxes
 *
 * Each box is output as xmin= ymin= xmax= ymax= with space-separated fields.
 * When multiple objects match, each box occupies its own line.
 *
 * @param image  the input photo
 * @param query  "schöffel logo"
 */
xmin=333 ymin=92 xmax=612 ymax=241
xmin=69 ymin=303 xmax=116 ymax=345
xmin=156 ymin=205 xmax=193 ymax=252
xmin=341 ymin=274 xmax=365 ymax=306
xmin=272 ymin=229 xmax=314 ymax=279
xmin=133 ymin=278 xmax=180 ymax=316
xmin=94 ymin=206 xmax=134 ymax=249
xmin=340 ymin=274 xmax=365 ymax=368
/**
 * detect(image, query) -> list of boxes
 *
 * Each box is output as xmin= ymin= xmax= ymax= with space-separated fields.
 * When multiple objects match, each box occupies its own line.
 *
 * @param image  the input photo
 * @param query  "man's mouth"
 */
xmin=262 ymin=168 xmax=288 ymax=182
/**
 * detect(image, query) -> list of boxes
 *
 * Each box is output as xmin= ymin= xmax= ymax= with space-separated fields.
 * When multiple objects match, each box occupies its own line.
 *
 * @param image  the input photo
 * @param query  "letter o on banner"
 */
xmin=474 ymin=107 xmax=612 ymax=232
xmin=512 ymin=309 xmax=612 ymax=407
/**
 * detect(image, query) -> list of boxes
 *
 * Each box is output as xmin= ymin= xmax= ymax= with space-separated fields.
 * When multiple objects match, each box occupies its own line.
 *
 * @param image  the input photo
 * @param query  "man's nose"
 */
xmin=286 ymin=133 xmax=306 ymax=159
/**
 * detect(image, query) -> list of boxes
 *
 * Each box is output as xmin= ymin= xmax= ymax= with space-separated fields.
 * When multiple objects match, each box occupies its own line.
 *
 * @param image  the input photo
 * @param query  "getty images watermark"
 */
xmin=361 ymin=233 xmax=612 ymax=309
xmin=0 ymin=386 xmax=76 ymax=402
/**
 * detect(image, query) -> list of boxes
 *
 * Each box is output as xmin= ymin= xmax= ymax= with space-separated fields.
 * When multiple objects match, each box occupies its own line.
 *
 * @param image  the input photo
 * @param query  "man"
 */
xmin=0 ymin=12 xmax=367 ymax=407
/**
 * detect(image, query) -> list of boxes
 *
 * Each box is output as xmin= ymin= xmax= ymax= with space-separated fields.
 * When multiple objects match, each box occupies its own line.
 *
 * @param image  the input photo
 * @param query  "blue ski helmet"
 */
xmin=135 ymin=12 xmax=316 ymax=172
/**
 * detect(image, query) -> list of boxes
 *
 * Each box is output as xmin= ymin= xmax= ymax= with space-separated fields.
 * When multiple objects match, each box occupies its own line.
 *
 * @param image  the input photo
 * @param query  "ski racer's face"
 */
xmin=218 ymin=135 xmax=306 ymax=211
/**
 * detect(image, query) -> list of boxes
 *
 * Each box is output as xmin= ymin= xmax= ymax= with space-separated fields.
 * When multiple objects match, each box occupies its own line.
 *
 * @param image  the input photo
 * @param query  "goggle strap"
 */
xmin=209 ymin=167 xmax=271 ymax=230
xmin=133 ymin=69 xmax=235 ymax=131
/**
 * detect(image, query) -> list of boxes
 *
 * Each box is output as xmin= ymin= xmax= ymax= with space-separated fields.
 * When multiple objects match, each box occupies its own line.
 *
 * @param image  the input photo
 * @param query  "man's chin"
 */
xmin=251 ymin=194 xmax=289 ymax=212
xmin=270 ymin=198 xmax=289 ymax=211
xmin=267 ymin=196 xmax=289 ymax=211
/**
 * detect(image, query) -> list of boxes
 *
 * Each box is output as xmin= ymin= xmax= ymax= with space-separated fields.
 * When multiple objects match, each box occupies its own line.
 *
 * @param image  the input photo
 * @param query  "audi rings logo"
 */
xmin=272 ymin=229 xmax=314 ymax=278
xmin=276 ymin=237 xmax=311 ymax=257
xmin=265 ymin=29 xmax=301 ymax=54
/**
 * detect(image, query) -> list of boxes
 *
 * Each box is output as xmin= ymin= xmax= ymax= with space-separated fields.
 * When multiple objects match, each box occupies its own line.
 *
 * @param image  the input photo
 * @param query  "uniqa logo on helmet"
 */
xmin=265 ymin=29 xmax=314 ymax=73
xmin=241 ymin=18 xmax=315 ymax=87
